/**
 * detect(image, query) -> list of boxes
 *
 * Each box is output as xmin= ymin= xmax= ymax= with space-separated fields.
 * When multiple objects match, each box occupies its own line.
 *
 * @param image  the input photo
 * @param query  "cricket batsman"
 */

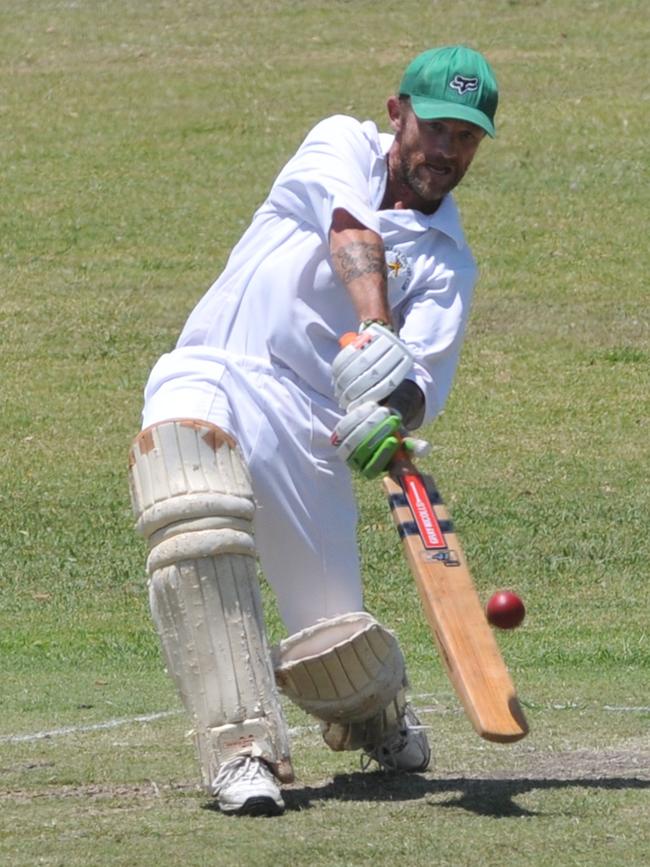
xmin=128 ymin=45 xmax=499 ymax=816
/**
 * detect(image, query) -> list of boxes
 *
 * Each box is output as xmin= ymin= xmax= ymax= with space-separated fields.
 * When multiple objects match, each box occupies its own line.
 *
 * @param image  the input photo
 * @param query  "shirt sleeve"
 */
xmin=398 ymin=261 xmax=478 ymax=426
xmin=265 ymin=115 xmax=383 ymax=237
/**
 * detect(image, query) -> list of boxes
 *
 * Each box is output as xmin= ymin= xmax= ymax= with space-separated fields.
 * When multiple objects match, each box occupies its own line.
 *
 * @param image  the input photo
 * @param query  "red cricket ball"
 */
xmin=486 ymin=590 xmax=526 ymax=629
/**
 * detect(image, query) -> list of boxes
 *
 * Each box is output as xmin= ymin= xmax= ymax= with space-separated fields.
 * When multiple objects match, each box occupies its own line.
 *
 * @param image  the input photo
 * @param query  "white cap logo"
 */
xmin=449 ymin=74 xmax=479 ymax=95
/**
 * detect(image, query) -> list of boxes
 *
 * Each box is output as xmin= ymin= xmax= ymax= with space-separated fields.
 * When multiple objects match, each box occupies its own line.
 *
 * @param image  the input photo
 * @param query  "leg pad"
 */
xmin=129 ymin=419 xmax=294 ymax=786
xmin=273 ymin=611 xmax=405 ymax=725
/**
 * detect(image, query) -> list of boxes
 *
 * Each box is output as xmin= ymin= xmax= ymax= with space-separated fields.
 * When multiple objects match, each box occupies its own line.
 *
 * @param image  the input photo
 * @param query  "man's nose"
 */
xmin=435 ymin=131 xmax=456 ymax=158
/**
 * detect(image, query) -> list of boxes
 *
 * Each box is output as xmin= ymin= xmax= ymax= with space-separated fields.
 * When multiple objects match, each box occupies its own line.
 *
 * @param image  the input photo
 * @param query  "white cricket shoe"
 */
xmin=363 ymin=704 xmax=431 ymax=772
xmin=211 ymin=756 xmax=285 ymax=816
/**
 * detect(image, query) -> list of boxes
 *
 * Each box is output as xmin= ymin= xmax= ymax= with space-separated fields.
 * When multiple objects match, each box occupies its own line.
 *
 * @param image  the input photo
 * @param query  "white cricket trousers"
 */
xmin=141 ymin=347 xmax=363 ymax=633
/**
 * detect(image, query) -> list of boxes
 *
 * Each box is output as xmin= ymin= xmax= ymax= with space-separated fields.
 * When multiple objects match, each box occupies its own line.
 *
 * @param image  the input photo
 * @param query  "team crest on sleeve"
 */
xmin=449 ymin=74 xmax=479 ymax=95
xmin=385 ymin=248 xmax=412 ymax=293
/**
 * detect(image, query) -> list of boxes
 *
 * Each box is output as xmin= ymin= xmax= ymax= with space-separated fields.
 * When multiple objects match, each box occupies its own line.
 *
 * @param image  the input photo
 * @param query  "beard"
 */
xmin=398 ymin=155 xmax=459 ymax=205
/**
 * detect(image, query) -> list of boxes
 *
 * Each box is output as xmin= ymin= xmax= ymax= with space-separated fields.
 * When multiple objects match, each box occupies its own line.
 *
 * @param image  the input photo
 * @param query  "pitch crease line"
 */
xmin=3 ymin=699 xmax=648 ymax=744
xmin=0 ymin=710 xmax=183 ymax=743
xmin=604 ymin=705 xmax=650 ymax=713
xmin=0 ymin=711 xmax=321 ymax=744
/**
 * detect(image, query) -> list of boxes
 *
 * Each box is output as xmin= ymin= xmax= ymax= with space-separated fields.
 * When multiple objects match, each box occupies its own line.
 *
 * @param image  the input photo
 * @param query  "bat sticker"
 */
xmin=401 ymin=471 xmax=448 ymax=549
xmin=422 ymin=549 xmax=461 ymax=567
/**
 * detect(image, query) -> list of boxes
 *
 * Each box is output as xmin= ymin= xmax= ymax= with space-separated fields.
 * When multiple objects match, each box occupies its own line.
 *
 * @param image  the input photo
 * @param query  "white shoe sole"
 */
xmin=219 ymin=795 xmax=285 ymax=817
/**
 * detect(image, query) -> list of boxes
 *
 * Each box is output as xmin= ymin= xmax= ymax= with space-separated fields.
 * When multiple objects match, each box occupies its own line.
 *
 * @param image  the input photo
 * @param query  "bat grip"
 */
xmin=339 ymin=331 xmax=360 ymax=348
xmin=390 ymin=441 xmax=416 ymax=474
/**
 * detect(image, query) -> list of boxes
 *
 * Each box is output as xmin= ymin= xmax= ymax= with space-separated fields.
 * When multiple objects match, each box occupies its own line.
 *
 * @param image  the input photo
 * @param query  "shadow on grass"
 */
xmin=282 ymin=772 xmax=650 ymax=818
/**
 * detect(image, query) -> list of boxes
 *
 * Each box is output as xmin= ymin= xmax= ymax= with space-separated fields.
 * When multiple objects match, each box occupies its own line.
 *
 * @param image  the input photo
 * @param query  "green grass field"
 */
xmin=1 ymin=1 xmax=648 ymax=864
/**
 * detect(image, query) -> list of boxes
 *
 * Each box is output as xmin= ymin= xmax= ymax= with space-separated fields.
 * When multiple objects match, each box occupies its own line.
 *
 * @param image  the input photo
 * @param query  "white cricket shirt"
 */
xmin=176 ymin=114 xmax=478 ymax=424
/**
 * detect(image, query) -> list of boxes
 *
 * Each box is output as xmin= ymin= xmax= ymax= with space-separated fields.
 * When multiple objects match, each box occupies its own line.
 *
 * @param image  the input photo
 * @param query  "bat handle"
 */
xmin=390 ymin=441 xmax=416 ymax=475
xmin=339 ymin=331 xmax=359 ymax=348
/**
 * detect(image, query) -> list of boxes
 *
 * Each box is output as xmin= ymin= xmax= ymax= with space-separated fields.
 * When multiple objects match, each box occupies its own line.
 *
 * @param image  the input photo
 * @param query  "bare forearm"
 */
xmin=329 ymin=208 xmax=392 ymax=326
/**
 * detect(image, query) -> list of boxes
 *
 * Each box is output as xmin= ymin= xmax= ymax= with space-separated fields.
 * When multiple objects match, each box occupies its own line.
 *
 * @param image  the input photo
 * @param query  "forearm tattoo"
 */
xmin=332 ymin=241 xmax=387 ymax=285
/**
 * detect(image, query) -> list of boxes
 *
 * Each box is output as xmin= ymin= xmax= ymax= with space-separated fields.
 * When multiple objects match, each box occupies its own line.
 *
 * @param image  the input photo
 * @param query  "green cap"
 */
xmin=399 ymin=45 xmax=499 ymax=137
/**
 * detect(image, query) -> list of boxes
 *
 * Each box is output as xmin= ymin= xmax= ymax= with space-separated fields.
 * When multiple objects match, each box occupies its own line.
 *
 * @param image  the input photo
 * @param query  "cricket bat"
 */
xmin=384 ymin=449 xmax=529 ymax=742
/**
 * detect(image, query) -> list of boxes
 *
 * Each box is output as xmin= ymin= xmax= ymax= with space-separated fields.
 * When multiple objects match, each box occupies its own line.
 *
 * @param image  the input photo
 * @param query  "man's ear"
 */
xmin=386 ymin=96 xmax=403 ymax=132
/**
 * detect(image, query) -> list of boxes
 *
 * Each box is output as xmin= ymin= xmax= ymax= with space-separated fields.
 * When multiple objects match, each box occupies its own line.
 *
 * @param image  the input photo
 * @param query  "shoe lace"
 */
xmin=360 ymin=709 xmax=428 ymax=772
xmin=211 ymin=756 xmax=273 ymax=793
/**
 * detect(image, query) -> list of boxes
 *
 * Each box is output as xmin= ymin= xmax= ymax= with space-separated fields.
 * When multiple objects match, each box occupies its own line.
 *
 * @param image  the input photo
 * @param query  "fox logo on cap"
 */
xmin=449 ymin=74 xmax=479 ymax=95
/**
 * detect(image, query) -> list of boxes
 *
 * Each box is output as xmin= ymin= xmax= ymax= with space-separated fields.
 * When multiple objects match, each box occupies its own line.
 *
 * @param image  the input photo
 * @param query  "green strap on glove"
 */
xmin=332 ymin=400 xmax=430 ymax=480
xmin=346 ymin=413 xmax=403 ymax=479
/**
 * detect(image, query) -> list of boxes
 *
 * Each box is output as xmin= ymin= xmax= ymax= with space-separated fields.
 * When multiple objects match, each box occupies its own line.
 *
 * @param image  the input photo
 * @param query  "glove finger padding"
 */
xmin=331 ymin=401 xmax=403 ymax=479
xmin=332 ymin=324 xmax=413 ymax=410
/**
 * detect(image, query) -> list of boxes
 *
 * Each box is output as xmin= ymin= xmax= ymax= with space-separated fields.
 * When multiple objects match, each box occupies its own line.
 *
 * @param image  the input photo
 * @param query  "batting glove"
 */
xmin=331 ymin=401 xmax=430 ymax=480
xmin=332 ymin=323 xmax=413 ymax=411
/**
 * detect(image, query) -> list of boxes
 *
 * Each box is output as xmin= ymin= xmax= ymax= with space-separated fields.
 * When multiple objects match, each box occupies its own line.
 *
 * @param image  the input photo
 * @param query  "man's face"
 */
xmin=388 ymin=97 xmax=485 ymax=209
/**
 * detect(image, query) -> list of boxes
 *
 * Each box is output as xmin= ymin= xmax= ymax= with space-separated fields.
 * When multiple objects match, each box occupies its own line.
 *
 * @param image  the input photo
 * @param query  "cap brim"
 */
xmin=410 ymin=95 xmax=495 ymax=137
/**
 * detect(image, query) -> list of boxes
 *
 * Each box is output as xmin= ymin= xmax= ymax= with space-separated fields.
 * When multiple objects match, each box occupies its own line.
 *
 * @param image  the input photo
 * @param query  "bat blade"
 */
xmin=384 ymin=460 xmax=528 ymax=743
